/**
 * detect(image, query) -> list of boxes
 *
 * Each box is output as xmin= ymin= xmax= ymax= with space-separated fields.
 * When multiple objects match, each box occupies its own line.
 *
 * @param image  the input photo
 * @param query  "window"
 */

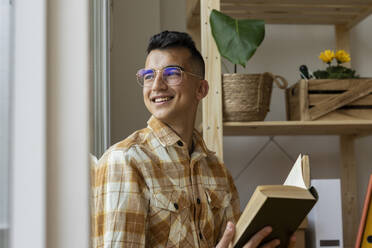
xmin=92 ymin=0 xmax=110 ymax=158
xmin=0 ymin=0 xmax=12 ymax=247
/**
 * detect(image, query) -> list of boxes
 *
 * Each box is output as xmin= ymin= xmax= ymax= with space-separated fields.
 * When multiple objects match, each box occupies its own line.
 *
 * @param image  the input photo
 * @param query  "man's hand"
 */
xmin=216 ymin=222 xmax=296 ymax=248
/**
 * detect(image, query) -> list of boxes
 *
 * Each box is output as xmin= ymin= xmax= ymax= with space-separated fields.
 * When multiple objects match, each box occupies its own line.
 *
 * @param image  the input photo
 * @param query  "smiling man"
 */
xmin=92 ymin=31 xmax=295 ymax=248
xmin=141 ymin=44 xmax=206 ymax=152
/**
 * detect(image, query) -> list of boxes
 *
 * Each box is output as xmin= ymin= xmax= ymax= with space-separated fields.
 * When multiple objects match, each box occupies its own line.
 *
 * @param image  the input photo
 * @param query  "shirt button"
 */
xmin=173 ymin=203 xmax=179 ymax=210
xmin=177 ymin=140 xmax=183 ymax=146
xmin=199 ymin=232 xmax=203 ymax=240
xmin=197 ymin=198 xmax=201 ymax=204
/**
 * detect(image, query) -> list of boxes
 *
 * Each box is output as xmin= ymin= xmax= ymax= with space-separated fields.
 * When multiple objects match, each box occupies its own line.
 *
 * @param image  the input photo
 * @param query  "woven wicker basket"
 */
xmin=222 ymin=72 xmax=287 ymax=122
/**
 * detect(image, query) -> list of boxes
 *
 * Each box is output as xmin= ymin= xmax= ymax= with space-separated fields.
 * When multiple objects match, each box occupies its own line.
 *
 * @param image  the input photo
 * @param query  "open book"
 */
xmin=231 ymin=154 xmax=318 ymax=248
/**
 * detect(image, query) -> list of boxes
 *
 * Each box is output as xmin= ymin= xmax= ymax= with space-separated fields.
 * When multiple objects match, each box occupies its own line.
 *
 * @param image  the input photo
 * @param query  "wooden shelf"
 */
xmin=187 ymin=0 xmax=372 ymax=29
xmin=188 ymin=1 xmax=372 ymax=246
xmin=224 ymin=120 xmax=372 ymax=136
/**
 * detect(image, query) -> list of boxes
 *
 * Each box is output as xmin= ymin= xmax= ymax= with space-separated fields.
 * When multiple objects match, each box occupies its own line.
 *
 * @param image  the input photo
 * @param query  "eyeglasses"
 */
xmin=136 ymin=66 xmax=202 ymax=87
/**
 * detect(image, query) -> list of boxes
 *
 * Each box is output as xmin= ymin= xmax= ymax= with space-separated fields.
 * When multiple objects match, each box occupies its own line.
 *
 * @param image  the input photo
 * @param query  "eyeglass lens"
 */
xmin=138 ymin=67 xmax=182 ymax=86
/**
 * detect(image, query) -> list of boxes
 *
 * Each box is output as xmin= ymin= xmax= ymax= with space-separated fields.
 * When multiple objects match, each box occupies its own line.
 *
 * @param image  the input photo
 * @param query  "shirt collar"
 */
xmin=192 ymin=129 xmax=215 ymax=156
xmin=147 ymin=116 xmax=181 ymax=147
xmin=146 ymin=116 xmax=214 ymax=156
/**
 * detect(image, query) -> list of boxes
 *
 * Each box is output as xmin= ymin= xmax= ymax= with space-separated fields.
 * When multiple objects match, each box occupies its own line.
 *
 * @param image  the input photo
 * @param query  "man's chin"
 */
xmin=152 ymin=113 xmax=172 ymax=123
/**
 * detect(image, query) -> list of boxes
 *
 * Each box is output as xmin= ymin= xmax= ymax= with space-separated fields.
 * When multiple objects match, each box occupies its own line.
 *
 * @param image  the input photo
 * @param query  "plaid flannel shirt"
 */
xmin=92 ymin=116 xmax=240 ymax=248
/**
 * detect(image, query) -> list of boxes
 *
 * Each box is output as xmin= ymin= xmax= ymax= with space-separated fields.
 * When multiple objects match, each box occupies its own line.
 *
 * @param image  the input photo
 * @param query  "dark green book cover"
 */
xmin=234 ymin=187 xmax=318 ymax=248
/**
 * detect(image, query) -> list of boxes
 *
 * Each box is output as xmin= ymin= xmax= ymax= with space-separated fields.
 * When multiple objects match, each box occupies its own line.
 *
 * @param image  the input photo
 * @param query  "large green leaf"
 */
xmin=210 ymin=9 xmax=265 ymax=67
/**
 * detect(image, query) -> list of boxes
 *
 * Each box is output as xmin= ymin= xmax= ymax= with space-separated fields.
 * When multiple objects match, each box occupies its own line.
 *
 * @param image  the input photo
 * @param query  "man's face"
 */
xmin=143 ymin=47 xmax=207 ymax=125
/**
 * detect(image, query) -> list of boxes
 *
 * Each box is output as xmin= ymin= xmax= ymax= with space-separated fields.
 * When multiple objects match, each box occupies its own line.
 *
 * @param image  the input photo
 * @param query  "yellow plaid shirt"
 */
xmin=92 ymin=116 xmax=240 ymax=248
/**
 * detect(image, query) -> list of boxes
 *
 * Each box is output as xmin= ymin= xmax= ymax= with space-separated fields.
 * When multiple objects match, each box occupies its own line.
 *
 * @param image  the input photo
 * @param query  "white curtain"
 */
xmin=92 ymin=0 xmax=110 ymax=159
xmin=0 ymin=0 xmax=11 ymax=247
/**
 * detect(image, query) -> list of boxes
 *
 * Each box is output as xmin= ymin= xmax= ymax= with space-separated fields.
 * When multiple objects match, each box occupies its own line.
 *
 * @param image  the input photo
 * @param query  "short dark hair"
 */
xmin=147 ymin=31 xmax=205 ymax=79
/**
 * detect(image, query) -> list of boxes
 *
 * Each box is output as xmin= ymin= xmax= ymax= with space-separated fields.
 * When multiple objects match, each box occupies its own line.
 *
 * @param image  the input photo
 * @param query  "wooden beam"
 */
xmin=223 ymin=0 xmax=372 ymax=6
xmin=221 ymin=4 xmax=363 ymax=12
xmin=339 ymin=135 xmax=359 ymax=248
xmin=224 ymin=10 xmax=357 ymax=18
xmin=309 ymin=94 xmax=372 ymax=106
xmin=219 ymin=0 xmax=372 ymax=27
xmin=225 ymin=14 xmax=349 ymax=25
xmin=309 ymin=82 xmax=372 ymax=120
xmin=244 ymin=19 xmax=346 ymax=25
xmin=226 ymin=11 xmax=350 ymax=19
xmin=335 ymin=24 xmax=351 ymax=68
xmin=346 ymin=4 xmax=372 ymax=29
xmin=308 ymin=78 xmax=372 ymax=90
xmin=223 ymin=121 xmax=372 ymax=136
xmin=201 ymin=0 xmax=223 ymax=160
xmin=299 ymin=80 xmax=310 ymax=121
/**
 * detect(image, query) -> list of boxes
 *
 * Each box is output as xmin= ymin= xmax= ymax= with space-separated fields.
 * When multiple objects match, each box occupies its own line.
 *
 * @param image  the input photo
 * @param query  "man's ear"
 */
xmin=196 ymin=79 xmax=209 ymax=101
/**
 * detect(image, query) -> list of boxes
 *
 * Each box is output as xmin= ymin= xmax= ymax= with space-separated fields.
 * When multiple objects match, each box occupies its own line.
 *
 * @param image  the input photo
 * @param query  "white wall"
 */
xmin=160 ymin=0 xmax=186 ymax=31
xmin=46 ymin=0 xmax=90 ymax=247
xmin=110 ymin=0 xmax=160 ymax=144
xmin=110 ymin=0 xmax=187 ymax=144
xmin=110 ymin=1 xmax=372 ymax=215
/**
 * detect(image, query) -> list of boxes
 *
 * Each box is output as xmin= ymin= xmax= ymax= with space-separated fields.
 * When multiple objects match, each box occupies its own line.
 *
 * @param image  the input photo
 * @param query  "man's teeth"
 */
xmin=154 ymin=97 xmax=172 ymax=103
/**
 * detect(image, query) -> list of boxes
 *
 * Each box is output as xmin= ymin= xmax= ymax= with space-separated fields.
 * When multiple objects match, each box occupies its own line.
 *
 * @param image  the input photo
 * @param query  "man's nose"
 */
xmin=151 ymin=71 xmax=168 ymax=90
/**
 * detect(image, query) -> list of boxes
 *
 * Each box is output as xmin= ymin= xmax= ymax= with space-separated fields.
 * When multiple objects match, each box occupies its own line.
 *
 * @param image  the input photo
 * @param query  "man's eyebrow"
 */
xmin=164 ymin=65 xmax=184 ymax=70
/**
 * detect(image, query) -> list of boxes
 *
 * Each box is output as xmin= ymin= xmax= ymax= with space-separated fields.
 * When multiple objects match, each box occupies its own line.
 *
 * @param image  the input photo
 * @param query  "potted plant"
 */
xmin=313 ymin=49 xmax=357 ymax=79
xmin=210 ymin=9 xmax=287 ymax=122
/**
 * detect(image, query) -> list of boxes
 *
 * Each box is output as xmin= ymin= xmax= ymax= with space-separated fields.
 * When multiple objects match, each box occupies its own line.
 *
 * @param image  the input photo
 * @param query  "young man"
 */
xmin=92 ymin=31 xmax=295 ymax=248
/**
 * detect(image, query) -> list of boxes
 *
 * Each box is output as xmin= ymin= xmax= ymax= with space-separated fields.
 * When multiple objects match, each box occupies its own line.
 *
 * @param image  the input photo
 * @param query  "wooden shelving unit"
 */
xmin=224 ymin=120 xmax=372 ymax=136
xmin=186 ymin=1 xmax=372 ymax=247
xmin=189 ymin=0 xmax=372 ymax=28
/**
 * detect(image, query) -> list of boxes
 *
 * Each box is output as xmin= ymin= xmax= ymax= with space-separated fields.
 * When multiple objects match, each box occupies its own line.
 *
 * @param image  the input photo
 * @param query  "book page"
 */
xmin=284 ymin=154 xmax=307 ymax=189
xmin=302 ymin=155 xmax=310 ymax=188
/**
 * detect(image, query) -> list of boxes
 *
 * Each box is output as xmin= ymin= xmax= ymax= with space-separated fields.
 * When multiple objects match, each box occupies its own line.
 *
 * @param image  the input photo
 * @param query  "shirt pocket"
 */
xmin=148 ymin=190 xmax=191 ymax=248
xmin=152 ymin=190 xmax=190 ymax=212
xmin=205 ymin=188 xmax=232 ymax=209
xmin=203 ymin=188 xmax=232 ymax=246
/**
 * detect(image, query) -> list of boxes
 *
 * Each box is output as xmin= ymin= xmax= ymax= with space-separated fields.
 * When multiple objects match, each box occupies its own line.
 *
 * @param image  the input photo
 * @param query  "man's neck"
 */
xmin=166 ymin=118 xmax=195 ymax=153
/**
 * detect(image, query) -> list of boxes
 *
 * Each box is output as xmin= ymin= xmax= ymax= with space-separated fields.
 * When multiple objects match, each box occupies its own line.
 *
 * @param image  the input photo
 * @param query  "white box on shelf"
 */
xmin=307 ymin=179 xmax=343 ymax=248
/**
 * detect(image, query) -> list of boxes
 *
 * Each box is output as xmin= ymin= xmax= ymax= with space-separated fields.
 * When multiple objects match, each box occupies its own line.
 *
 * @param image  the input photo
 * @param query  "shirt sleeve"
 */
xmin=92 ymin=149 xmax=149 ymax=248
xmin=226 ymin=168 xmax=241 ymax=222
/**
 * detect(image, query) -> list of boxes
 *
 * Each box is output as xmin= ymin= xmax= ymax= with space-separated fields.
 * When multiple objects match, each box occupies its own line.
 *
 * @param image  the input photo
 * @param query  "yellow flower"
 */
xmin=319 ymin=50 xmax=335 ymax=64
xmin=335 ymin=50 xmax=351 ymax=64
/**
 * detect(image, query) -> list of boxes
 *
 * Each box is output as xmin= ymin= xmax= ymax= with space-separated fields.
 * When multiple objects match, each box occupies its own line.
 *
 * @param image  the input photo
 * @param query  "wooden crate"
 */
xmin=286 ymin=79 xmax=372 ymax=121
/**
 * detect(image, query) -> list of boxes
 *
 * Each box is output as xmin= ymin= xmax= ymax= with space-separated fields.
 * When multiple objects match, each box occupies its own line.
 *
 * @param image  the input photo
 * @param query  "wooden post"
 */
xmin=201 ymin=0 xmax=223 ymax=160
xmin=339 ymin=135 xmax=359 ymax=248
xmin=335 ymin=24 xmax=351 ymax=68
xmin=299 ymin=79 xmax=310 ymax=121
